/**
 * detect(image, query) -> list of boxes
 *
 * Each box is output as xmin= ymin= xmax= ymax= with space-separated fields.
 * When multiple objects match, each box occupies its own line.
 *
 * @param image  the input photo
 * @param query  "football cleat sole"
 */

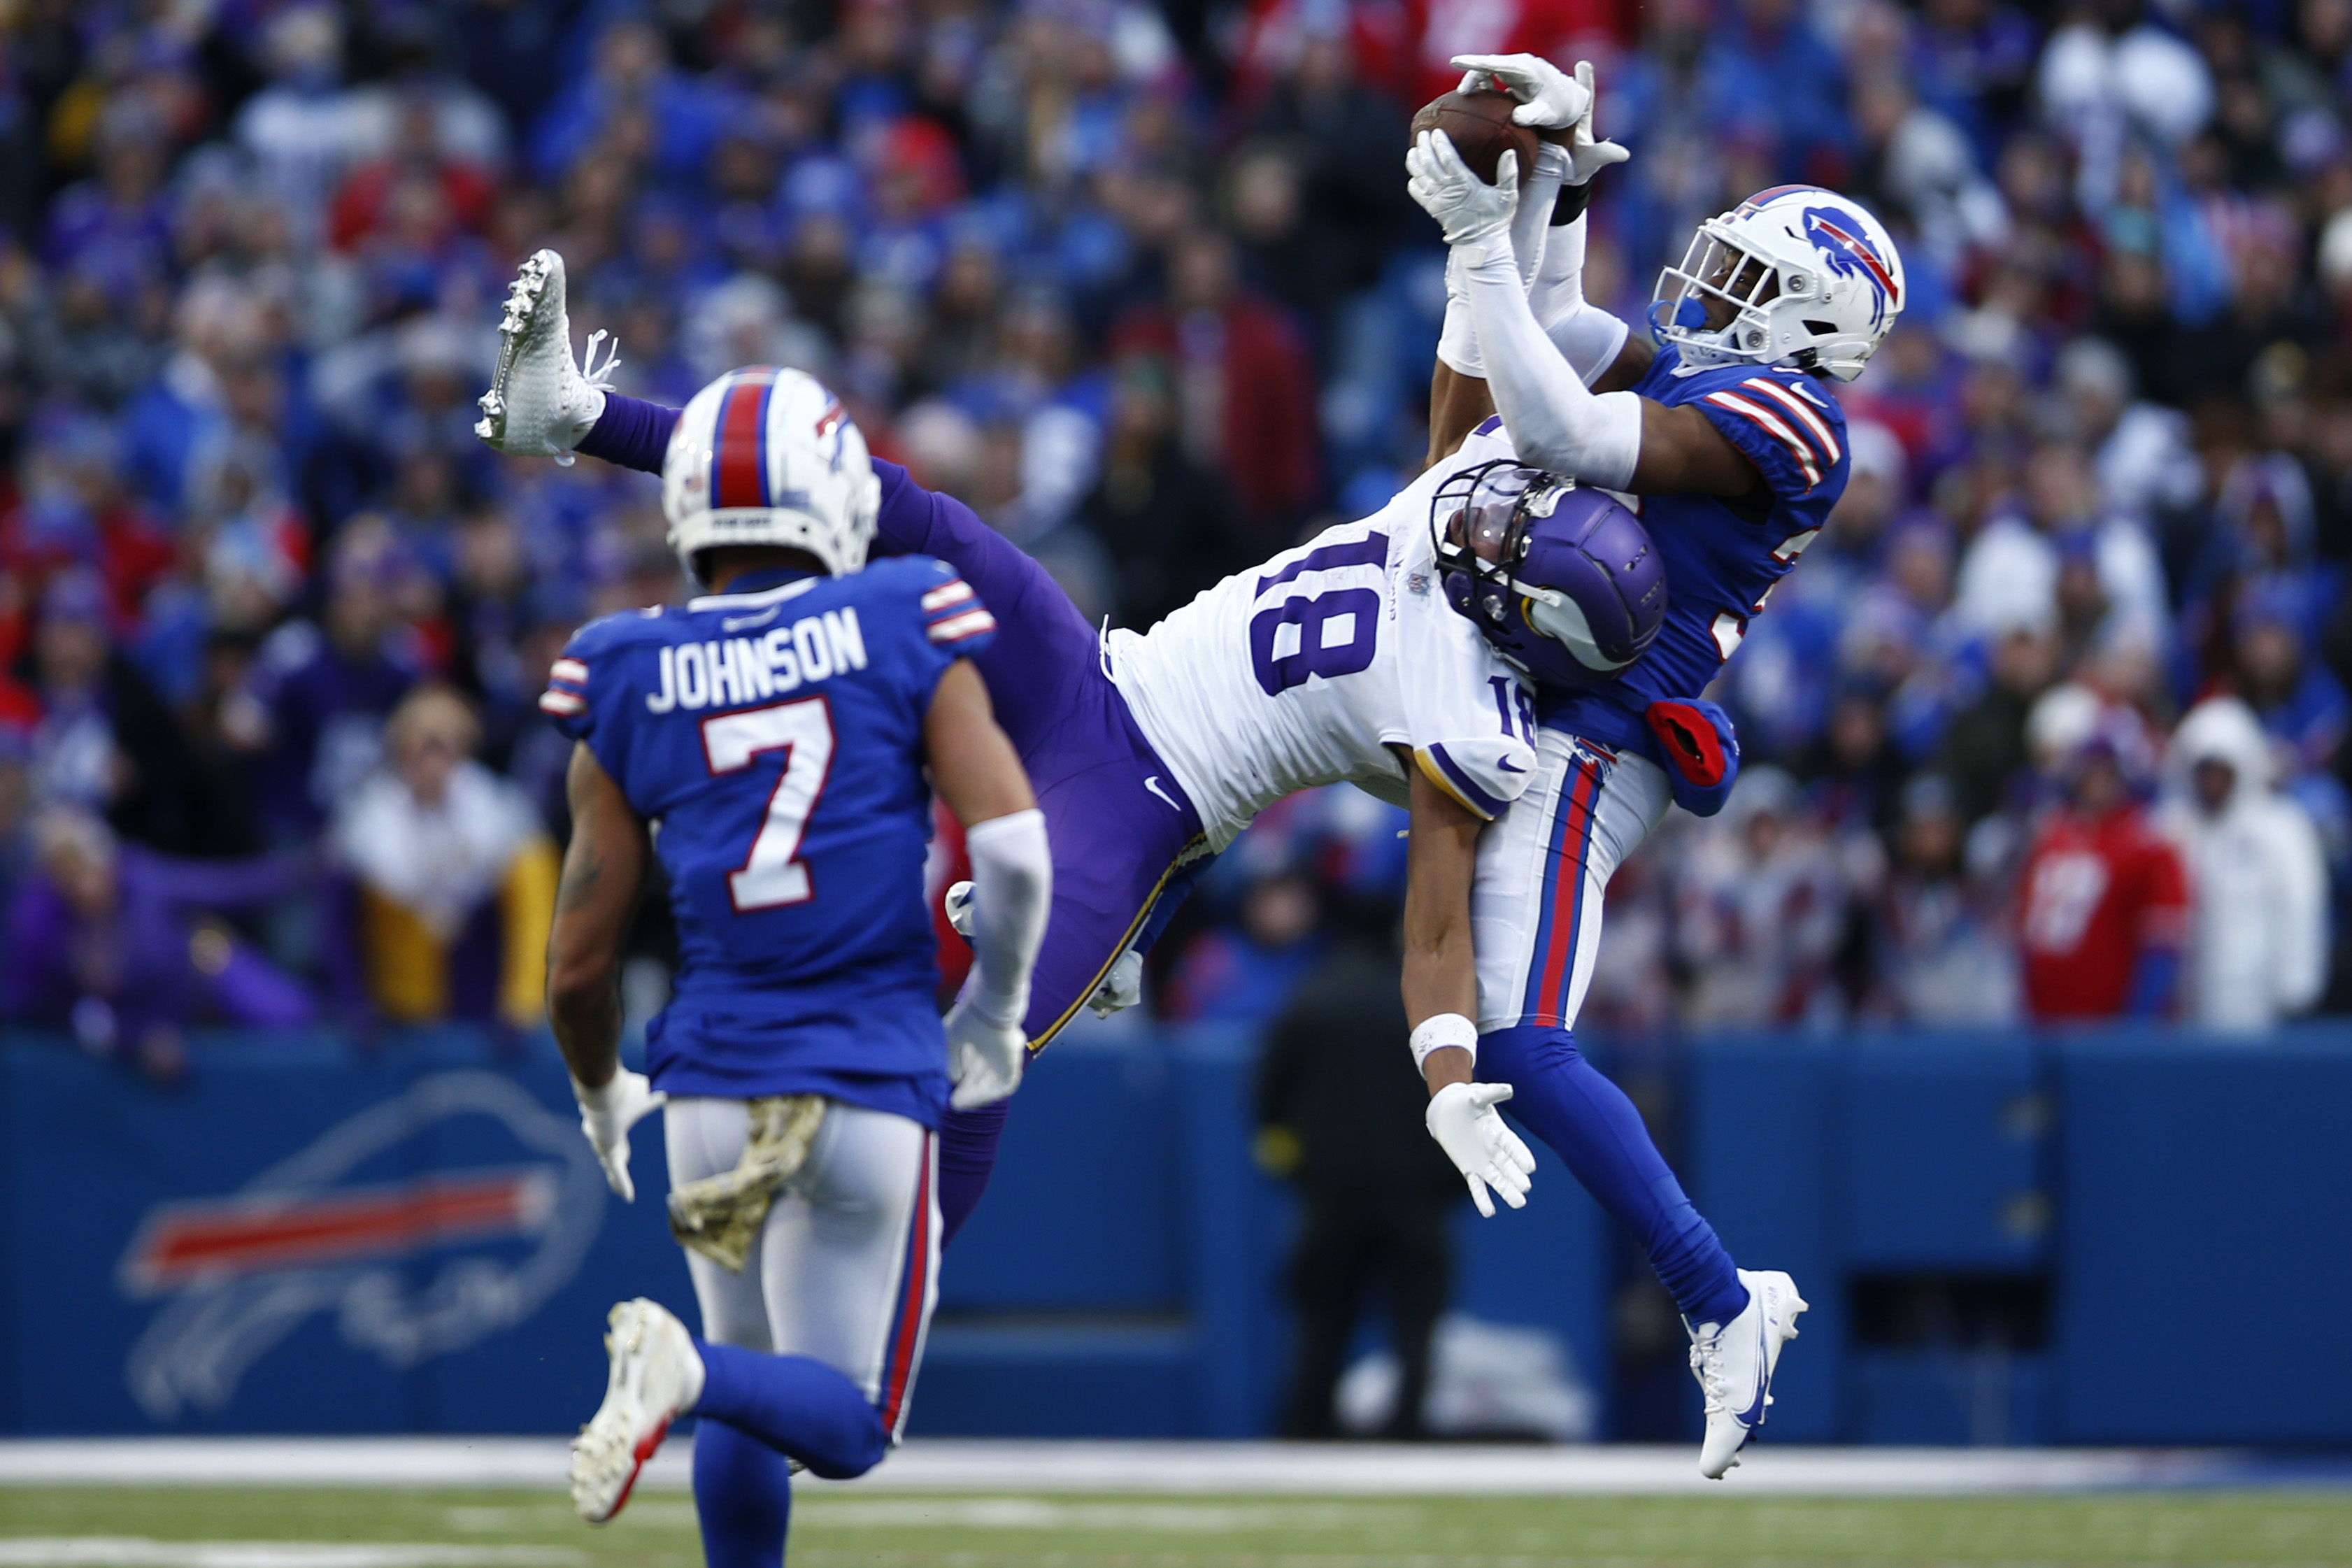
xmin=569 ymin=1297 xmax=695 ymax=1524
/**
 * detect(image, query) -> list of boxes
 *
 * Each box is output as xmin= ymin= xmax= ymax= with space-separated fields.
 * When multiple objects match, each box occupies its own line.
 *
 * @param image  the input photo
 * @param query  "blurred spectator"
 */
xmin=2158 ymin=697 xmax=2328 ymax=1031
xmin=1676 ymin=768 xmax=1852 ymax=1026
xmin=1 ymin=0 xmax=2351 ymax=1042
xmin=15 ymin=571 xmax=254 ymax=858
xmin=2016 ymin=708 xmax=2188 ymax=1020
xmin=1257 ymin=918 xmax=1460 ymax=1439
xmin=1867 ymin=773 xmax=2020 ymax=1023
xmin=1075 ymin=351 xmax=1241 ymax=628
xmin=242 ymin=522 xmax=422 ymax=841
xmin=1939 ymin=613 xmax=2062 ymax=826
xmin=1165 ymin=867 xmax=1327 ymax=1023
xmin=0 ymin=806 xmax=315 ymax=1080
xmin=327 ymin=685 xmax=556 ymax=1032
xmin=1113 ymin=231 xmax=1316 ymax=546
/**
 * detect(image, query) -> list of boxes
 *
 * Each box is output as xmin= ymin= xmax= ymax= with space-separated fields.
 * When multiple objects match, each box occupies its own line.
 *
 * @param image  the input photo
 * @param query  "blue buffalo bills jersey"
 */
xmin=540 ymin=558 xmax=997 ymax=1123
xmin=1535 ymin=345 xmax=1849 ymax=762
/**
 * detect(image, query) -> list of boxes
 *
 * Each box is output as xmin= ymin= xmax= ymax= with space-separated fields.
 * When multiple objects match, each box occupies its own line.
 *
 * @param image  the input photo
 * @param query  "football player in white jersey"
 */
xmin=1402 ymin=52 xmax=1910 ymax=1473
xmin=473 ymin=261 xmax=1560 ymax=1250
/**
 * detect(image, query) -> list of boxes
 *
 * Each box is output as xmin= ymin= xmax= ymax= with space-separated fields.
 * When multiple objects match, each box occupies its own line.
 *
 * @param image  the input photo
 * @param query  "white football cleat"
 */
xmin=944 ymin=879 xmax=976 ymax=938
xmin=476 ymin=249 xmax=616 ymax=464
xmin=569 ymin=1297 xmax=705 ymax=1524
xmin=1688 ymin=1268 xmax=1806 ymax=1478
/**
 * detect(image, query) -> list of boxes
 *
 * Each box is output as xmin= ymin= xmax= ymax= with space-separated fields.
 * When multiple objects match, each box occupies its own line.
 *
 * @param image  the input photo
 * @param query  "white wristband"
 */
xmin=1410 ymin=1012 xmax=1479 ymax=1076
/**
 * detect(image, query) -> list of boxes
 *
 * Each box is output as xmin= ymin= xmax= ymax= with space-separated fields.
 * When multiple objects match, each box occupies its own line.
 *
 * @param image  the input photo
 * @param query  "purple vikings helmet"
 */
xmin=1430 ymin=461 xmax=1666 ymax=690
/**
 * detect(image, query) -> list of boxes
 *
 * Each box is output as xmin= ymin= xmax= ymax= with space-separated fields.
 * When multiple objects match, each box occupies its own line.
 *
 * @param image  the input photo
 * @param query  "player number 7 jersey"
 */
xmin=1105 ymin=429 xmax=1542 ymax=850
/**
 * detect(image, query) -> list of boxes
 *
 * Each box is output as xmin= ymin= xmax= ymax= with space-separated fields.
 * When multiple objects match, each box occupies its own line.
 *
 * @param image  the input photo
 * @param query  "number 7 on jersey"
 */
xmin=701 ymin=697 xmax=836 ymax=911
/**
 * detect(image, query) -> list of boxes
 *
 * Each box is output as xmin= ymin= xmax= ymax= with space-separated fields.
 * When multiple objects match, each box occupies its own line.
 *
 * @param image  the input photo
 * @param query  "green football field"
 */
xmin=4 ymin=1485 xmax=2352 ymax=1566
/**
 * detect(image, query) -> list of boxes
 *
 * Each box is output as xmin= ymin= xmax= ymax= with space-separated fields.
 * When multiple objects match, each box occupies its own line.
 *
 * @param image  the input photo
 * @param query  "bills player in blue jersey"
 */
xmin=1409 ymin=53 xmax=1905 ymax=1473
xmin=539 ymin=365 xmax=1052 ymax=1561
xmin=481 ymin=257 xmax=1552 ymax=1257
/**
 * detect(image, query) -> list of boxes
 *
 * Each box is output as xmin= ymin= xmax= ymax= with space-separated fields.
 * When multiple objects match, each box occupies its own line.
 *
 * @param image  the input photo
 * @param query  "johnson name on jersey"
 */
xmin=539 ymin=555 xmax=996 ymax=1118
xmin=1539 ymin=345 xmax=1849 ymax=761
xmin=1106 ymin=423 xmax=1541 ymax=850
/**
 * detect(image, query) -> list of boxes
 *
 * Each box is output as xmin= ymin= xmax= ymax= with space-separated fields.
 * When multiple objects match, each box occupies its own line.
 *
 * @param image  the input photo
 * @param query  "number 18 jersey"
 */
xmin=541 ymin=558 xmax=997 ymax=1122
xmin=1107 ymin=423 xmax=1539 ymax=850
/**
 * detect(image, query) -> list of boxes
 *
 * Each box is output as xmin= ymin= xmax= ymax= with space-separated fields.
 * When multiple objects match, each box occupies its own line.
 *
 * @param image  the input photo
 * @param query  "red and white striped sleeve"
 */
xmin=920 ymin=576 xmax=998 ymax=651
xmin=1693 ymin=372 xmax=1846 ymax=497
xmin=539 ymin=655 xmax=592 ymax=737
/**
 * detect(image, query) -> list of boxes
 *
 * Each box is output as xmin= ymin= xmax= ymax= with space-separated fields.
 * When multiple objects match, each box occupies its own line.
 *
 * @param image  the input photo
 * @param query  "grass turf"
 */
xmin=2 ymin=1485 xmax=2351 ymax=1565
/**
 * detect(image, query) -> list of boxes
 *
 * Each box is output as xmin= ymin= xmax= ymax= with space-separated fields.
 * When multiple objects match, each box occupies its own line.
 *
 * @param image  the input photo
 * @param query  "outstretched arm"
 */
xmin=925 ymin=659 xmax=1050 ymax=1109
xmin=1416 ymin=57 xmax=1759 ymax=497
xmin=574 ymin=392 xmax=681 ymax=475
xmin=1413 ymin=134 xmax=1760 ymax=498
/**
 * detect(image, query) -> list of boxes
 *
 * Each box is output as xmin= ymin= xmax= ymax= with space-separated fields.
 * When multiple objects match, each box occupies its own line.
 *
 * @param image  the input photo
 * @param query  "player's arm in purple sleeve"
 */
xmin=572 ymin=397 xmax=945 ymax=568
xmin=545 ymin=742 xmax=652 ymax=1091
xmin=573 ymin=392 xmax=680 ymax=475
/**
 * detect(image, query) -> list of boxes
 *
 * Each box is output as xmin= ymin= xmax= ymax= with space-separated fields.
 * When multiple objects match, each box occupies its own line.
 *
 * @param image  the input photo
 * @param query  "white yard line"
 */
xmin=0 ymin=1439 xmax=2258 ymax=1495
xmin=0 ymin=1545 xmax=580 ymax=1568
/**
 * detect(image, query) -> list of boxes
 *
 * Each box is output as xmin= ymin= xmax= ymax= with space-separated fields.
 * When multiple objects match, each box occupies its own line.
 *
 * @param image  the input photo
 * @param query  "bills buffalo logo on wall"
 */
xmin=116 ymin=1073 xmax=606 ymax=1420
xmin=1801 ymin=206 xmax=1901 ymax=329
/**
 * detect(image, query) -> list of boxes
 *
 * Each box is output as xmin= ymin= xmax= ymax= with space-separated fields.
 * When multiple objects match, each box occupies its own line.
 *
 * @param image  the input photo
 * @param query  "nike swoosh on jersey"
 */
xmin=1143 ymin=776 xmax=1181 ymax=811
xmin=1499 ymin=757 xmax=1526 ymax=774
xmin=722 ymin=608 xmax=783 ymax=632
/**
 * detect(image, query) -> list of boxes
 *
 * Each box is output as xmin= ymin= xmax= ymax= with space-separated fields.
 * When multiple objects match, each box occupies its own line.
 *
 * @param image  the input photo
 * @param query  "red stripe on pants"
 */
xmin=1532 ymin=761 xmax=1599 ymax=1024
xmin=877 ymin=1136 xmax=932 ymax=1433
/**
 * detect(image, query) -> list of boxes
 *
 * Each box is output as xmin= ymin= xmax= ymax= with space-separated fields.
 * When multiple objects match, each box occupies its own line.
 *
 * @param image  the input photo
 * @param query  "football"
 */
xmin=1409 ymin=85 xmax=1539 ymax=186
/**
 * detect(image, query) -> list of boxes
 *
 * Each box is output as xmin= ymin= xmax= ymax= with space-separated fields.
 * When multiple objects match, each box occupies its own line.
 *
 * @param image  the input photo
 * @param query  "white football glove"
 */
xmin=1089 ymin=949 xmax=1144 ymax=1019
xmin=1425 ymin=1081 xmax=1537 ymax=1218
xmin=1559 ymin=60 xmax=1630 ymax=186
xmin=1453 ymin=52 xmax=1591 ymax=134
xmin=946 ymin=997 xmax=1025 ymax=1110
xmin=572 ymin=1069 xmax=667 ymax=1204
xmin=1406 ymin=129 xmax=1518 ymax=250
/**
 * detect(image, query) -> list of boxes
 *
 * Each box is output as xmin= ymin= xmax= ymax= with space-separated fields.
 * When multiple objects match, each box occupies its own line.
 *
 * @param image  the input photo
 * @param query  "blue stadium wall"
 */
xmin=1 ymin=1025 xmax=2347 ymax=1444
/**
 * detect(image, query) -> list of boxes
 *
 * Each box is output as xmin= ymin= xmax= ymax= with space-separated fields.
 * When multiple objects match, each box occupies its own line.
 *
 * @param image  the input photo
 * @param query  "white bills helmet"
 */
xmin=1650 ymin=186 xmax=1905 ymax=383
xmin=662 ymin=366 xmax=882 ymax=582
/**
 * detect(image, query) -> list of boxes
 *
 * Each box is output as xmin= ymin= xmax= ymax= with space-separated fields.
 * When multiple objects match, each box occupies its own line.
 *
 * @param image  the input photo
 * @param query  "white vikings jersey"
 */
xmin=1107 ymin=425 xmax=1539 ymax=851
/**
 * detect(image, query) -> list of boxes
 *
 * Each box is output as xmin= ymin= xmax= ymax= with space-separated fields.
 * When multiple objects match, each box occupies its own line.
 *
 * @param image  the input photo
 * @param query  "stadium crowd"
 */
xmin=1 ymin=0 xmax=2348 ymax=1076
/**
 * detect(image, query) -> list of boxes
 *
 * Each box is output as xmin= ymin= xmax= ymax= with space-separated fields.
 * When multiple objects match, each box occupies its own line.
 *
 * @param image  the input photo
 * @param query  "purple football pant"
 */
xmin=871 ymin=459 xmax=1211 ymax=1239
xmin=580 ymin=398 xmax=1210 ymax=1241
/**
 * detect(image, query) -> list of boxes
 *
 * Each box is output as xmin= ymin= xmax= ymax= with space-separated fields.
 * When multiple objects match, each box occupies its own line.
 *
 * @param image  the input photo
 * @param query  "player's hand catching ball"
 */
xmin=1425 ymin=1081 xmax=1537 ymax=1218
xmin=1558 ymin=61 xmax=1629 ymax=186
xmin=572 ymin=1068 xmax=667 ymax=1204
xmin=945 ymin=997 xmax=1025 ymax=1110
xmin=1407 ymin=129 xmax=1519 ymax=249
xmin=1451 ymin=52 xmax=1590 ymax=134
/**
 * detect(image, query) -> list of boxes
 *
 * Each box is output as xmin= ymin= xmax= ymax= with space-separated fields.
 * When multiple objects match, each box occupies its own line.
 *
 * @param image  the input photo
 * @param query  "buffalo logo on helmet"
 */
xmin=1800 ymin=206 xmax=1901 ymax=329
